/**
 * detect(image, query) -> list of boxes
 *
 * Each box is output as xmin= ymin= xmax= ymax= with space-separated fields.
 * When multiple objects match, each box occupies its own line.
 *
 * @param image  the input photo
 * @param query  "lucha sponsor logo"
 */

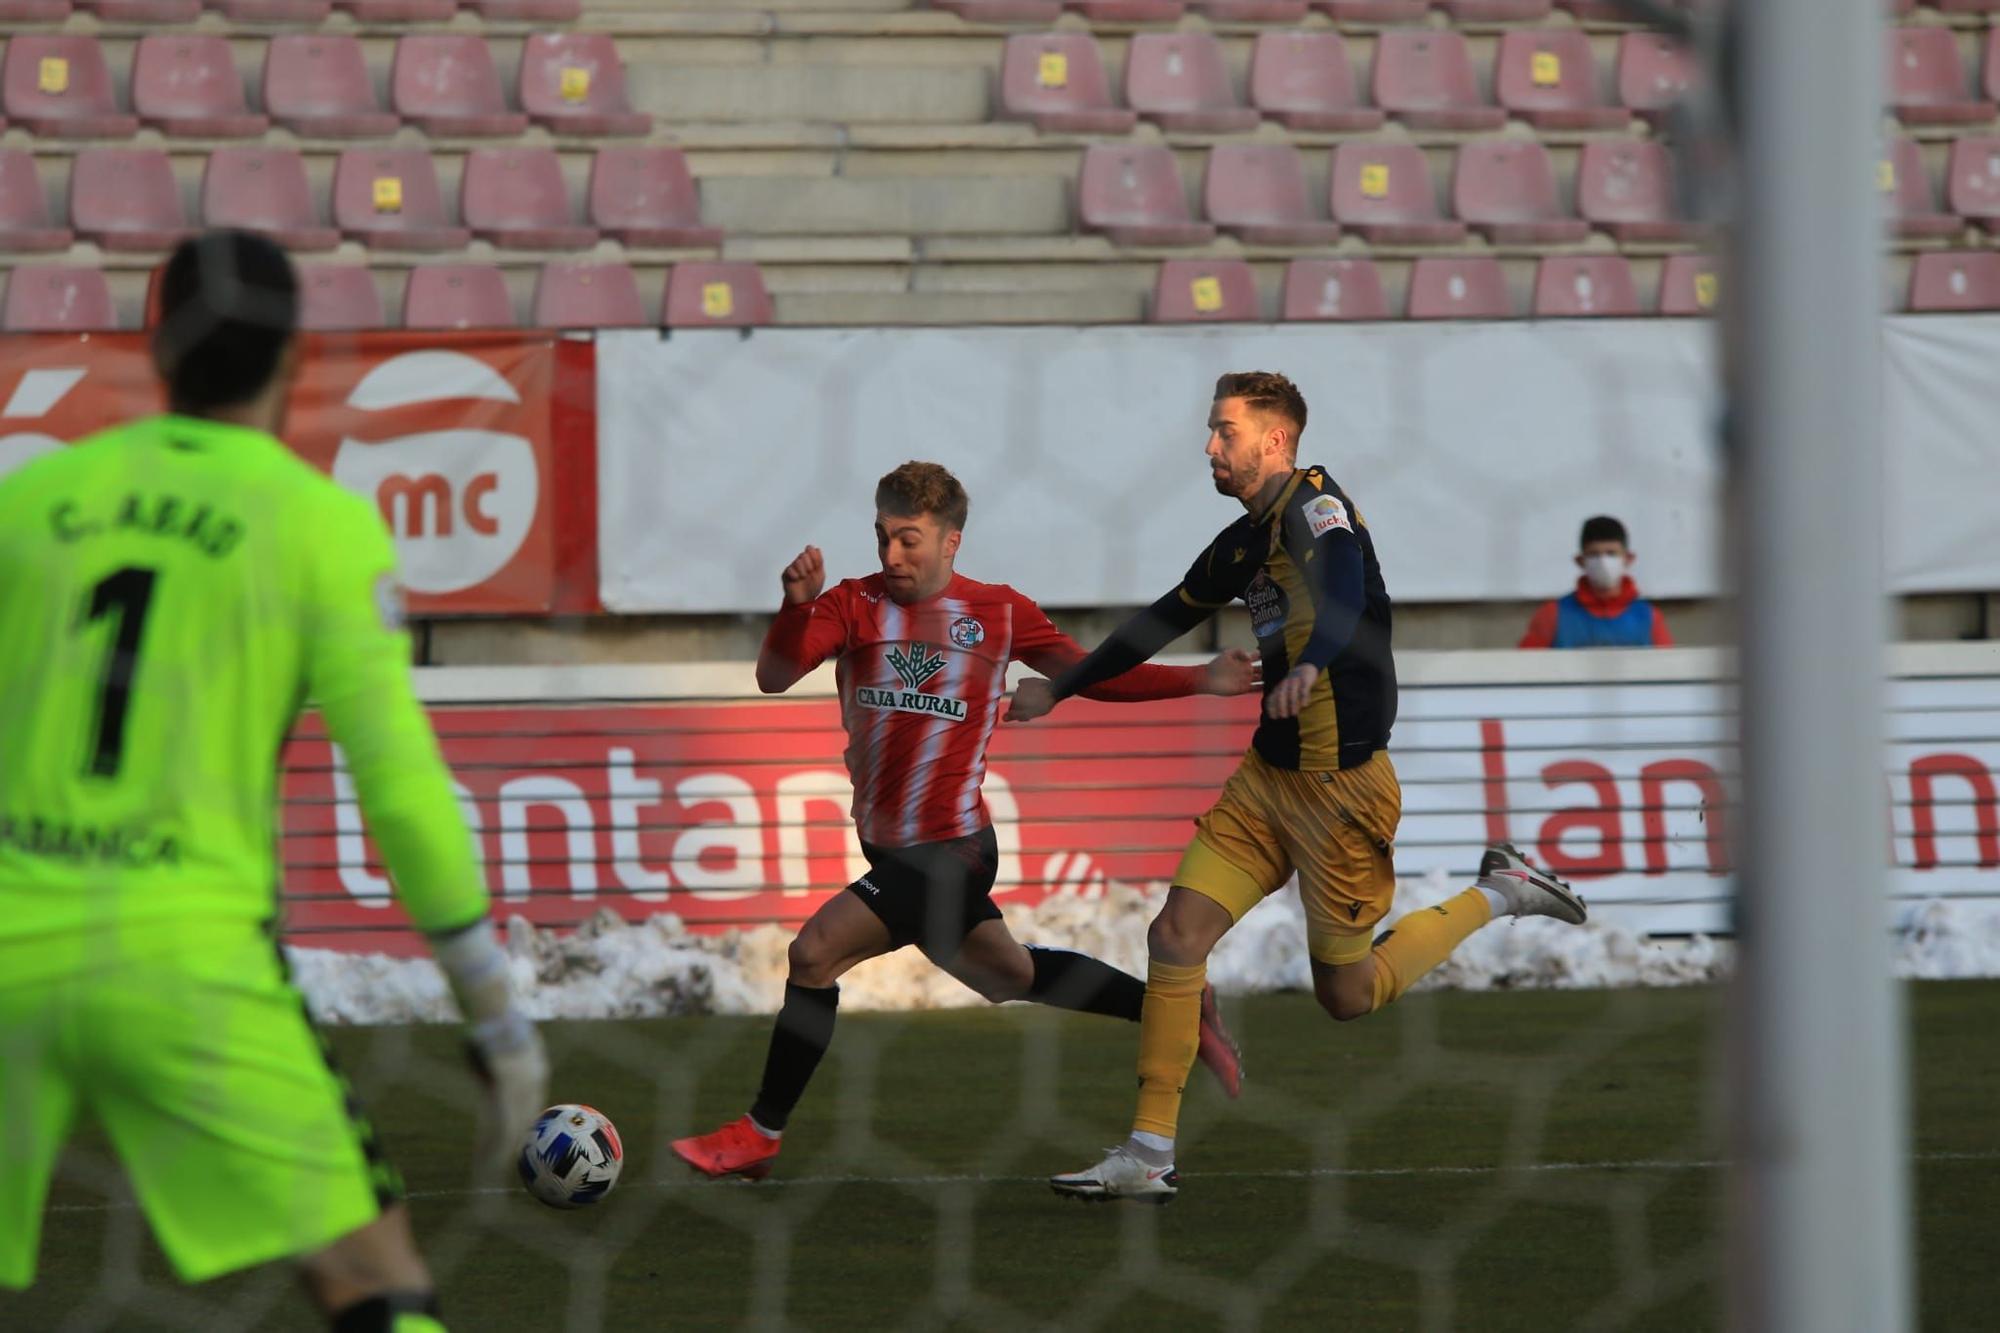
xmin=856 ymin=685 xmax=969 ymax=722
xmin=886 ymin=641 xmax=947 ymax=691
xmin=1304 ymin=493 xmax=1353 ymax=539
xmin=1246 ymin=573 xmax=1288 ymax=640
xmin=949 ymin=616 xmax=985 ymax=649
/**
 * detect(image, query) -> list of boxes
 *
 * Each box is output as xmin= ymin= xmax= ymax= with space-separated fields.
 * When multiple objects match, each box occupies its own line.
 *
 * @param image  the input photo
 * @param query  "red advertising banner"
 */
xmin=0 ymin=331 xmax=592 ymax=614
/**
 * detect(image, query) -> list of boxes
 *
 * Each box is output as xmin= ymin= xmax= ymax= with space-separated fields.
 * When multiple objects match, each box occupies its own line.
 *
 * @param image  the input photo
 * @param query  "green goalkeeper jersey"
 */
xmin=0 ymin=415 xmax=488 ymax=984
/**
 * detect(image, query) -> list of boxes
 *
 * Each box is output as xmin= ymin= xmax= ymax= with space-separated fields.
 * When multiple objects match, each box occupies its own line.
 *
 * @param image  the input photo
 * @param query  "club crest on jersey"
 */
xmin=949 ymin=616 xmax=985 ymax=649
xmin=1303 ymin=494 xmax=1352 ymax=538
xmin=886 ymin=641 xmax=947 ymax=691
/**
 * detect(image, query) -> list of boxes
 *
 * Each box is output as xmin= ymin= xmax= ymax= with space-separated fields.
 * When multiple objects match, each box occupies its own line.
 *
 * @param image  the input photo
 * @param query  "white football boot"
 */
xmin=1475 ymin=842 xmax=1588 ymax=924
xmin=1049 ymin=1146 xmax=1180 ymax=1204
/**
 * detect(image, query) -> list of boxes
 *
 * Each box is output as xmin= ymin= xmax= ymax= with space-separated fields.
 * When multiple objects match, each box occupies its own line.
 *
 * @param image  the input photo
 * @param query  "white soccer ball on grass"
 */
xmin=518 ymin=1103 xmax=624 ymax=1208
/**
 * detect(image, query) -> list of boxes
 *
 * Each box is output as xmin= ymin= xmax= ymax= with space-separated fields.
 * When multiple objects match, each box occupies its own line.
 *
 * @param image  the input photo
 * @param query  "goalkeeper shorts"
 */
xmin=1175 ymin=747 xmax=1403 ymax=967
xmin=0 ymin=921 xmax=400 ymax=1289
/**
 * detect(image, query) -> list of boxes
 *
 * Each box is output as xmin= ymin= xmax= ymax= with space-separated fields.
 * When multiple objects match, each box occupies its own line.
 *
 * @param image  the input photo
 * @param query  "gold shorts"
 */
xmin=1174 ymin=748 xmax=1402 ymax=967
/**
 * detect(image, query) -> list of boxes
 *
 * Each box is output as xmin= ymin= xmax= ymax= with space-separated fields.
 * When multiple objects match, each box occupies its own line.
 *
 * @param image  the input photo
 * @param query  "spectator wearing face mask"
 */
xmin=1518 ymin=516 xmax=1674 ymax=649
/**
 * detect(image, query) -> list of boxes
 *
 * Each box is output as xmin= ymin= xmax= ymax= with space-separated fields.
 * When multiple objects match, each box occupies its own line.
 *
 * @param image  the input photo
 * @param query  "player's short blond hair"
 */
xmin=876 ymin=461 xmax=970 ymax=532
xmin=1214 ymin=371 xmax=1308 ymax=451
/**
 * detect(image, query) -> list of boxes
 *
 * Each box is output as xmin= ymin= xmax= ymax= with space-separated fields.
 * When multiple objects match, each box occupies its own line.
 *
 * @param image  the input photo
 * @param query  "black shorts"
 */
xmin=848 ymin=826 xmax=1003 ymax=958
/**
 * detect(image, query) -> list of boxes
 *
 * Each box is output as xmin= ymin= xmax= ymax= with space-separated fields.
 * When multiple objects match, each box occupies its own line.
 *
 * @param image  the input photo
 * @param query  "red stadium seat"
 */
xmin=335 ymin=0 xmax=456 ymax=18
xmin=1454 ymin=138 xmax=1590 ymax=245
xmin=999 ymin=34 xmax=1137 ymax=135
xmin=1576 ymin=138 xmax=1703 ymax=243
xmin=3 ymin=266 xmax=116 ymax=332
xmin=333 ymin=148 xmax=472 ymax=252
xmin=1203 ymin=144 xmax=1340 ymax=245
xmin=299 ymin=266 xmax=387 ymax=332
xmin=1908 ymin=250 xmax=2000 ymax=311
xmin=1407 ymin=256 xmax=1513 ymax=320
xmin=589 ymin=147 xmax=723 ymax=248
xmin=1495 ymin=30 xmax=1627 ymax=132
xmin=76 ymin=0 xmax=198 ymax=19
xmin=1315 ymin=1 xmax=1426 ymax=18
xmin=0 ymin=0 xmax=73 ymax=16
xmin=1372 ymin=30 xmax=1505 ymax=132
xmin=1190 ymin=0 xmax=1307 ymax=18
xmin=71 ymin=149 xmax=192 ymax=253
xmin=1617 ymin=33 xmax=1697 ymax=125
xmin=465 ymin=0 xmax=584 ymax=18
xmin=1281 ymin=258 xmax=1389 ymax=321
xmin=462 ymin=148 xmax=599 ymax=250
xmin=202 ymin=148 xmax=341 ymax=253
xmin=1248 ymin=32 xmax=1383 ymax=133
xmin=664 ymin=262 xmax=774 ymax=328
xmin=391 ymin=36 xmax=530 ymax=138
xmin=1438 ymin=0 xmax=1551 ymax=18
xmin=133 ymin=36 xmax=269 ymax=139
xmin=0 ymin=150 xmax=74 ymax=253
xmin=1127 ymin=32 xmax=1259 ymax=134
xmin=1063 ymin=1 xmax=1184 ymax=19
xmin=1533 ymin=256 xmax=1640 ymax=317
xmin=1659 ymin=253 xmax=1718 ymax=317
xmin=404 ymin=265 xmax=517 ymax=331
xmin=1890 ymin=137 xmax=1961 ymax=239
xmin=1330 ymin=141 xmax=1466 ymax=244
xmin=2 ymin=37 xmax=141 ymax=139
xmin=931 ymin=1 xmax=1062 ymax=20
xmin=1556 ymin=0 xmax=1625 ymax=17
xmin=215 ymin=1 xmax=332 ymax=20
xmin=1079 ymin=144 xmax=1215 ymax=246
xmin=1945 ymin=135 xmax=2000 ymax=232
xmin=1152 ymin=260 xmax=1260 ymax=323
xmin=264 ymin=37 xmax=400 ymax=140
xmin=534 ymin=261 xmax=648 ymax=328
xmin=1886 ymin=27 xmax=1994 ymax=127
xmin=1984 ymin=29 xmax=2000 ymax=103
xmin=520 ymin=35 xmax=652 ymax=137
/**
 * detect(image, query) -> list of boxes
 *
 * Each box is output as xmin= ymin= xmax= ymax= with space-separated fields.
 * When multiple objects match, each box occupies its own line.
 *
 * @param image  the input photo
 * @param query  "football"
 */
xmin=518 ymin=1104 xmax=624 ymax=1209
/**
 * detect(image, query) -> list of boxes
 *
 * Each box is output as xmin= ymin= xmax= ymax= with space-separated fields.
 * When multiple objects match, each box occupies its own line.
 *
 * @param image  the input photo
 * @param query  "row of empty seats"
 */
xmin=0 ymin=0 xmax=580 ymax=22
xmin=2 ymin=259 xmax=771 ymax=330
xmin=0 ymin=33 xmax=647 ymax=140
xmin=0 ymin=145 xmax=713 ymax=253
xmin=937 ymin=1 xmax=1746 ymax=23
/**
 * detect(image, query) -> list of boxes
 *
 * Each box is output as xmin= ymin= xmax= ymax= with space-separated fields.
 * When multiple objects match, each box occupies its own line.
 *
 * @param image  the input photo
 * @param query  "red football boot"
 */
xmin=671 ymin=1115 xmax=782 ymax=1181
xmin=1195 ymin=982 xmax=1243 ymax=1099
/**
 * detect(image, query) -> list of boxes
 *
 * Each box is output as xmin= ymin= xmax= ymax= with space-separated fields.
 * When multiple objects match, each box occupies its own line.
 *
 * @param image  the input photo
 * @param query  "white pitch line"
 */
xmin=45 ymin=1150 xmax=2000 ymax=1215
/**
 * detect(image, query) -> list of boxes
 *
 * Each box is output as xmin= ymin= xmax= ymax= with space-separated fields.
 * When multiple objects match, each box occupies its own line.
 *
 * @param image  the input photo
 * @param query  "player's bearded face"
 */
xmin=875 ymin=510 xmax=960 ymax=605
xmin=1206 ymin=399 xmax=1274 ymax=500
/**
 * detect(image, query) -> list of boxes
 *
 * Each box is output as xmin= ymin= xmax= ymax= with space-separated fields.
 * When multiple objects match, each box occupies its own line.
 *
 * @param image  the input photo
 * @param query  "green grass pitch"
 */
xmin=12 ymin=982 xmax=1999 ymax=1330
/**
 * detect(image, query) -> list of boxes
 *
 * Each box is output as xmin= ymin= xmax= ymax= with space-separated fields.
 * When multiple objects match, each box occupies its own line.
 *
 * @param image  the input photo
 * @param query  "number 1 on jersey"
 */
xmin=80 ymin=566 xmax=158 ymax=778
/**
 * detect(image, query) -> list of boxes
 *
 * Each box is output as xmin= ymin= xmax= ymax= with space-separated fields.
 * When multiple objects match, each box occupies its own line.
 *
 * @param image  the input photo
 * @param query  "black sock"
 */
xmin=1025 ymin=946 xmax=1145 ymax=1021
xmin=748 ymin=981 xmax=840 ymax=1132
xmin=330 ymin=1292 xmax=440 ymax=1332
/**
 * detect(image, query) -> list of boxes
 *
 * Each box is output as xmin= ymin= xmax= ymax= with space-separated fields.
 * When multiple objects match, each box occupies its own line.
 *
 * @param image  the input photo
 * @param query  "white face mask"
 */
xmin=1582 ymin=552 xmax=1627 ymax=592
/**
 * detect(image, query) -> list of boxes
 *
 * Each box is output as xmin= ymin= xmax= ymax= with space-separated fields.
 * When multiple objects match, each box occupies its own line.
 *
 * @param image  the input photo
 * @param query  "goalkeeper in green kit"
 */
xmin=0 ymin=232 xmax=547 ymax=1330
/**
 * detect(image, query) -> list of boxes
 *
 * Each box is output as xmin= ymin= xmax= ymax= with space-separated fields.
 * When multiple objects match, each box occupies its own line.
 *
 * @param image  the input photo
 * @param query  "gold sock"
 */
xmin=1132 ymin=959 xmax=1206 ymax=1139
xmin=1369 ymin=888 xmax=1493 ymax=1011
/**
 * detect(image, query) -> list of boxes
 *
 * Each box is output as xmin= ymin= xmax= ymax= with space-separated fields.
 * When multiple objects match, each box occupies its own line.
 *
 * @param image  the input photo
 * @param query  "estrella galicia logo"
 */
xmin=949 ymin=616 xmax=985 ymax=649
xmin=886 ymin=641 xmax=947 ymax=691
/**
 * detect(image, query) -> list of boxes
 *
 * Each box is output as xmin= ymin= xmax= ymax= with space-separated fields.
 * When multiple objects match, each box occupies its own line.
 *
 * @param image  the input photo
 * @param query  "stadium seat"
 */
xmin=462 ymin=148 xmax=599 ymax=250
xmin=0 ymin=150 xmax=75 ymax=253
xmin=0 ymin=1 xmax=73 ymax=17
xmin=589 ymin=148 xmax=722 ymax=248
xmin=1152 ymin=260 xmax=1260 ymax=323
xmin=333 ymin=148 xmax=472 ymax=251
xmin=1190 ymin=0 xmax=1307 ymax=18
xmin=202 ymin=148 xmax=341 ymax=253
xmin=391 ymin=36 xmax=530 ymax=138
xmin=1533 ymin=255 xmax=1640 ymax=317
xmin=1372 ymin=30 xmax=1506 ymax=132
xmin=335 ymin=0 xmax=455 ymax=18
xmin=2 ymin=266 xmax=116 ymax=332
xmin=1407 ymin=256 xmax=1512 ymax=320
xmin=404 ymin=265 xmax=517 ymax=330
xmin=1281 ymin=257 xmax=1390 ymax=321
xmin=1555 ymin=0 xmax=1625 ymax=17
xmin=1576 ymin=138 xmax=1703 ymax=243
xmin=2 ymin=37 xmax=141 ymax=139
xmin=298 ymin=266 xmax=386 ymax=332
xmin=215 ymin=0 xmax=332 ymax=21
xmin=71 ymin=149 xmax=192 ymax=253
xmin=664 ymin=262 xmax=774 ymax=328
xmin=1453 ymin=139 xmax=1590 ymax=245
xmin=1079 ymin=144 xmax=1216 ymax=246
xmin=1495 ymin=30 xmax=1628 ymax=132
xmin=1125 ymin=32 xmax=1260 ymax=133
xmin=76 ymin=0 xmax=198 ymax=20
xmin=999 ymin=34 xmax=1137 ymax=134
xmin=1330 ymin=141 xmax=1467 ymax=244
xmin=534 ymin=261 xmax=647 ymax=328
xmin=264 ymin=37 xmax=399 ymax=140
xmin=1984 ymin=28 xmax=2000 ymax=104
xmin=1658 ymin=253 xmax=1718 ymax=317
xmin=1316 ymin=1 xmax=1426 ymax=18
xmin=1890 ymin=137 xmax=1961 ymax=238
xmin=133 ymin=36 xmax=269 ymax=139
xmin=1946 ymin=136 xmax=2000 ymax=232
xmin=1063 ymin=1 xmax=1184 ymax=19
xmin=1438 ymin=0 xmax=1552 ymax=18
xmin=1886 ymin=28 xmax=1995 ymax=127
xmin=931 ymin=1 xmax=1062 ymax=20
xmin=1248 ymin=32 xmax=1384 ymax=133
xmin=520 ymin=35 xmax=652 ymax=137
xmin=1617 ymin=33 xmax=1697 ymax=126
xmin=465 ymin=0 xmax=584 ymax=18
xmin=1908 ymin=250 xmax=2000 ymax=311
xmin=1203 ymin=144 xmax=1340 ymax=245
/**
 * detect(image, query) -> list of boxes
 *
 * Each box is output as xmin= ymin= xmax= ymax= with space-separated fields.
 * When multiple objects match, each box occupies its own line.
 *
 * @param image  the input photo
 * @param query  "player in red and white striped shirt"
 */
xmin=672 ymin=462 xmax=1255 ymax=1181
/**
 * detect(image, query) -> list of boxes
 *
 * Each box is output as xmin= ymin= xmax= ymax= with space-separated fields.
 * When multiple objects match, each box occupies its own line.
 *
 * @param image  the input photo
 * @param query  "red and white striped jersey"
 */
xmin=759 ymin=572 xmax=1202 ymax=848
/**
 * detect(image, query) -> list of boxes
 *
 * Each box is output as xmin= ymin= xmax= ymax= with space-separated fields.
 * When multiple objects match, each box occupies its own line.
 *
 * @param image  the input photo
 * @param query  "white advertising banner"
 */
xmin=598 ymin=318 xmax=2000 ymax=613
